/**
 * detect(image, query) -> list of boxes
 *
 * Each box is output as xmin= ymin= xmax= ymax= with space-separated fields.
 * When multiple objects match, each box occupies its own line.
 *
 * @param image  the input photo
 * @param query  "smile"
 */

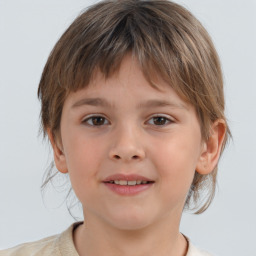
xmin=103 ymin=174 xmax=155 ymax=196
xmin=105 ymin=180 xmax=154 ymax=185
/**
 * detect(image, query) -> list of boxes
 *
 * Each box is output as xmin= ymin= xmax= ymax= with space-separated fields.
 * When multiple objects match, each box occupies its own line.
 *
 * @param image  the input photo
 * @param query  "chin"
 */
xmin=105 ymin=208 xmax=155 ymax=231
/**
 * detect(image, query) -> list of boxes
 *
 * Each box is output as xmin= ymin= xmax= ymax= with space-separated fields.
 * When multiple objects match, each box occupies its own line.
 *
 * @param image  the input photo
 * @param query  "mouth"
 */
xmin=104 ymin=180 xmax=154 ymax=186
xmin=102 ymin=174 xmax=155 ymax=195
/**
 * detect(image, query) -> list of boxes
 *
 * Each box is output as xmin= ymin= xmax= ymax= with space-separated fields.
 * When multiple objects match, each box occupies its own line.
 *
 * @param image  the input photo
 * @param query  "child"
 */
xmin=0 ymin=0 xmax=230 ymax=255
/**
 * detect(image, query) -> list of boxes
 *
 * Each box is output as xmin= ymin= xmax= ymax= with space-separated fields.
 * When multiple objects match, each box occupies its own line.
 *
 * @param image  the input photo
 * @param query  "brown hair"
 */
xmin=38 ymin=0 xmax=231 ymax=214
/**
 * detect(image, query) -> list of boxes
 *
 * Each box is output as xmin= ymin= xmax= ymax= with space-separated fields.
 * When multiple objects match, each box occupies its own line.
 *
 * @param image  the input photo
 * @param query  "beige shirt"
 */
xmin=0 ymin=223 xmax=213 ymax=256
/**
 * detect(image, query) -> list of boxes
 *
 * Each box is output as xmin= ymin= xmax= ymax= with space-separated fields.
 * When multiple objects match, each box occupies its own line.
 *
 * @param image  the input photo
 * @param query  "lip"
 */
xmin=102 ymin=173 xmax=155 ymax=196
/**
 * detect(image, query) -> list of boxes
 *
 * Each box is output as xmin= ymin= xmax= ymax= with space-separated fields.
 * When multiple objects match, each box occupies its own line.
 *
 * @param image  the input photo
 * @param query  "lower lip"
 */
xmin=103 ymin=183 xmax=154 ymax=196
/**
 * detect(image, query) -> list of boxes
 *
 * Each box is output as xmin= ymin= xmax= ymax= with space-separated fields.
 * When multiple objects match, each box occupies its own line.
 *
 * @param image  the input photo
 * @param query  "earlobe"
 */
xmin=47 ymin=128 xmax=68 ymax=174
xmin=196 ymin=119 xmax=226 ymax=175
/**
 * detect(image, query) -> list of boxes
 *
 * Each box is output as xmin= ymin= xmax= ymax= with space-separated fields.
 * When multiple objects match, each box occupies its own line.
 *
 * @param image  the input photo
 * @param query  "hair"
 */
xmin=38 ymin=0 xmax=231 ymax=214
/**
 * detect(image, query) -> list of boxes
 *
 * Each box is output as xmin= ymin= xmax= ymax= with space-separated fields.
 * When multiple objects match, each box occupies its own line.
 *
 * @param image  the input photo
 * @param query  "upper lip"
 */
xmin=103 ymin=174 xmax=154 ymax=182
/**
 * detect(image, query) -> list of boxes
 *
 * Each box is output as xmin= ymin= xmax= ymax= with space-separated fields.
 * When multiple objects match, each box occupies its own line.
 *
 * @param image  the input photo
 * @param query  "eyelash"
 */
xmin=82 ymin=115 xmax=174 ymax=127
xmin=148 ymin=115 xmax=173 ymax=126
xmin=83 ymin=115 xmax=110 ymax=126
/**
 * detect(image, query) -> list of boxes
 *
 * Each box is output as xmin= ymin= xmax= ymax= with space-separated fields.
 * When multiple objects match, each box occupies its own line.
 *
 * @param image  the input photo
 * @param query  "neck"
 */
xmin=73 ymin=213 xmax=188 ymax=256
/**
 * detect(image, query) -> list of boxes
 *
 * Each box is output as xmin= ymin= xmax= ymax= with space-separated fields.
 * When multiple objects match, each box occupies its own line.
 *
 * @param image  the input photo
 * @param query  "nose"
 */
xmin=108 ymin=125 xmax=146 ymax=162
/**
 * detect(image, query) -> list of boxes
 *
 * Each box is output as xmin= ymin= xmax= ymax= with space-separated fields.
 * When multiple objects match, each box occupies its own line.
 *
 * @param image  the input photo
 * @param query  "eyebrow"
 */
xmin=71 ymin=97 xmax=187 ymax=110
xmin=72 ymin=97 xmax=112 ymax=108
xmin=138 ymin=99 xmax=187 ymax=110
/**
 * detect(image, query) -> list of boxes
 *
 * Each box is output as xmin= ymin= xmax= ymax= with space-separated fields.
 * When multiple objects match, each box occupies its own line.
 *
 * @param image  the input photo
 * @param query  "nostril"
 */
xmin=113 ymin=155 xmax=139 ymax=160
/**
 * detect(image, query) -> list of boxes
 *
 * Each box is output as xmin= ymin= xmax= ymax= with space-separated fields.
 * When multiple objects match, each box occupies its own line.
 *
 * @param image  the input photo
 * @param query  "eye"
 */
xmin=148 ymin=116 xmax=173 ymax=126
xmin=83 ymin=116 xmax=109 ymax=126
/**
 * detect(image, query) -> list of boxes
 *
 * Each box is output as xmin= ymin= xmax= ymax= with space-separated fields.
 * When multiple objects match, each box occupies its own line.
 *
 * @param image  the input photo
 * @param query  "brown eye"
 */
xmin=84 ymin=116 xmax=109 ymax=126
xmin=148 ymin=116 xmax=172 ymax=126
xmin=153 ymin=117 xmax=168 ymax=125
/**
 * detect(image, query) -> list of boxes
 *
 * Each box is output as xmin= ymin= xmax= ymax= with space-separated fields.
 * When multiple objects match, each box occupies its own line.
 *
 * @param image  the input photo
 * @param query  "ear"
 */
xmin=47 ymin=128 xmax=68 ymax=174
xmin=196 ymin=119 xmax=226 ymax=175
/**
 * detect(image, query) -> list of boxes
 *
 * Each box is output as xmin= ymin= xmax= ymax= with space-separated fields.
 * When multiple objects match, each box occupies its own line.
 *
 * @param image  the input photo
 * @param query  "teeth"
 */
xmin=119 ymin=180 xmax=127 ymax=185
xmin=109 ymin=180 xmax=150 ymax=185
xmin=128 ymin=180 xmax=137 ymax=186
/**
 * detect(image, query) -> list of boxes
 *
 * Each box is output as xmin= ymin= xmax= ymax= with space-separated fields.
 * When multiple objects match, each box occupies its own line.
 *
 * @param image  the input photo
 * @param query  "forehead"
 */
xmin=64 ymin=55 xmax=190 ymax=111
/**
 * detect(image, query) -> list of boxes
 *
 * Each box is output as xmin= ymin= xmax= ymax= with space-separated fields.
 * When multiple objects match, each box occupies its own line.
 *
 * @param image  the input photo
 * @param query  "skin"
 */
xmin=48 ymin=55 xmax=226 ymax=256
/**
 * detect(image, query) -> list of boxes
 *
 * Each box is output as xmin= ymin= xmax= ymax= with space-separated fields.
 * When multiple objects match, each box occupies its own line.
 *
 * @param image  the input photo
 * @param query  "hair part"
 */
xmin=38 ymin=0 xmax=231 ymax=214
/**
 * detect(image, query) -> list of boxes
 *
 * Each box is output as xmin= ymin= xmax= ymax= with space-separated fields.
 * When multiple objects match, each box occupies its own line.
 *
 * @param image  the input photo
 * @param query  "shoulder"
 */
xmin=0 ymin=235 xmax=59 ymax=256
xmin=0 ymin=223 xmax=80 ymax=256
xmin=186 ymin=237 xmax=216 ymax=256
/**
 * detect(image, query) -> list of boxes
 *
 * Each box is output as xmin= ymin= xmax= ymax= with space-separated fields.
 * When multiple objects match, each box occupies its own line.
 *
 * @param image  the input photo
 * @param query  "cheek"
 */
xmin=150 ymin=132 xmax=201 ymax=196
xmin=153 ymin=132 xmax=201 ymax=171
xmin=62 ymin=134 xmax=106 ymax=194
xmin=64 ymin=128 xmax=104 ymax=167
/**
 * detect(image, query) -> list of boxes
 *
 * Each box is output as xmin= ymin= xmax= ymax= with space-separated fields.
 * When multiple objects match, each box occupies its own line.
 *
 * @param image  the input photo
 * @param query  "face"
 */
xmin=55 ymin=55 xmax=206 ymax=231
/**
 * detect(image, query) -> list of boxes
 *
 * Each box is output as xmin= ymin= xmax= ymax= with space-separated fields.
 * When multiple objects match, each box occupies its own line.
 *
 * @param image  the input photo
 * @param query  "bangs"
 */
xmin=53 ymin=1 xmax=181 ymax=94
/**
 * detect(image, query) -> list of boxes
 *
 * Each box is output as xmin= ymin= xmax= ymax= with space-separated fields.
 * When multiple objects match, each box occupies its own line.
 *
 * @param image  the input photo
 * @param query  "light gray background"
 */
xmin=0 ymin=0 xmax=255 ymax=255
